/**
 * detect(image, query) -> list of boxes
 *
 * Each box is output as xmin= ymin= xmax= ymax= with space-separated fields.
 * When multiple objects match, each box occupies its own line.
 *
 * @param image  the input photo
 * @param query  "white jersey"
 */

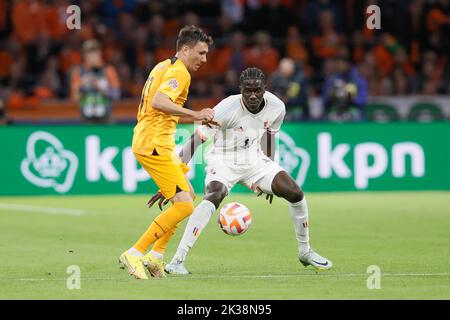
xmin=197 ymin=91 xmax=286 ymax=167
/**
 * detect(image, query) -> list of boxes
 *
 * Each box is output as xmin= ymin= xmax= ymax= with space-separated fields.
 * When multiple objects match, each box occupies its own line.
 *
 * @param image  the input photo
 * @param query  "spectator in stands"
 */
xmin=372 ymin=34 xmax=397 ymax=79
xmin=70 ymin=40 xmax=120 ymax=123
xmin=25 ymin=31 xmax=58 ymax=93
xmin=190 ymin=79 xmax=211 ymax=99
xmin=392 ymin=68 xmax=409 ymax=95
xmin=214 ymin=31 xmax=247 ymax=76
xmin=221 ymin=0 xmax=244 ymax=25
xmin=322 ymin=56 xmax=368 ymax=122
xmin=312 ymin=10 xmax=346 ymax=62
xmin=0 ymin=0 xmax=8 ymax=37
xmin=33 ymin=56 xmax=61 ymax=99
xmin=0 ymin=98 xmax=9 ymax=125
xmin=0 ymin=0 xmax=449 ymax=124
xmin=417 ymin=50 xmax=446 ymax=95
xmin=182 ymin=11 xmax=200 ymax=30
xmin=212 ymin=13 xmax=235 ymax=42
xmin=388 ymin=47 xmax=416 ymax=95
xmin=244 ymin=31 xmax=279 ymax=75
xmin=285 ymin=26 xmax=309 ymax=66
xmin=102 ymin=0 xmax=137 ymax=27
xmin=257 ymin=0 xmax=295 ymax=40
xmin=425 ymin=6 xmax=450 ymax=55
xmin=12 ymin=0 xmax=47 ymax=46
xmin=300 ymin=0 xmax=344 ymax=35
xmin=0 ymin=40 xmax=14 ymax=85
xmin=270 ymin=57 xmax=310 ymax=121
xmin=393 ymin=47 xmax=416 ymax=78
xmin=45 ymin=0 xmax=71 ymax=41
xmin=223 ymin=69 xmax=240 ymax=96
xmin=146 ymin=14 xmax=166 ymax=52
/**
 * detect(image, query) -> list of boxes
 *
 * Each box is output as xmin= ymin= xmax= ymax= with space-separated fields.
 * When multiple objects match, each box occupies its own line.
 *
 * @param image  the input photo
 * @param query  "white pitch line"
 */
xmin=0 ymin=203 xmax=88 ymax=216
xmin=175 ymin=272 xmax=450 ymax=278
xmin=2 ymin=272 xmax=450 ymax=282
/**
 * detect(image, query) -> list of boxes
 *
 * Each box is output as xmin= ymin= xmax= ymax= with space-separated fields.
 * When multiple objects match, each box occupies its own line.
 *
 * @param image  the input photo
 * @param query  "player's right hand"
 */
xmin=256 ymin=187 xmax=274 ymax=204
xmin=146 ymin=191 xmax=169 ymax=210
xmin=203 ymin=119 xmax=221 ymax=128
xmin=193 ymin=108 xmax=215 ymax=122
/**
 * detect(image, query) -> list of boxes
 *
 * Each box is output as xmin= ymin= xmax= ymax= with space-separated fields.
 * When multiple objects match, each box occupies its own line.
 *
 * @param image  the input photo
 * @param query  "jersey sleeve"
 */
xmin=158 ymin=66 xmax=190 ymax=103
xmin=196 ymin=97 xmax=233 ymax=141
xmin=268 ymin=108 xmax=286 ymax=134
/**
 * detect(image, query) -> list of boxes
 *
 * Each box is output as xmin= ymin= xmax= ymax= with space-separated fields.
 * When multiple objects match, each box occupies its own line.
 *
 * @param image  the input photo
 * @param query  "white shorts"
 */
xmin=204 ymin=155 xmax=285 ymax=195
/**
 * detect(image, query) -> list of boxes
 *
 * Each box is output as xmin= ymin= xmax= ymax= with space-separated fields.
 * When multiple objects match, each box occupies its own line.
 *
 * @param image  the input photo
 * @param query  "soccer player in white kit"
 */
xmin=147 ymin=67 xmax=332 ymax=274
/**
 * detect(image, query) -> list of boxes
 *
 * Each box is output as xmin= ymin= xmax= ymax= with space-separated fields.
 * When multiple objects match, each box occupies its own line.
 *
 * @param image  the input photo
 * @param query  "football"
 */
xmin=218 ymin=202 xmax=252 ymax=236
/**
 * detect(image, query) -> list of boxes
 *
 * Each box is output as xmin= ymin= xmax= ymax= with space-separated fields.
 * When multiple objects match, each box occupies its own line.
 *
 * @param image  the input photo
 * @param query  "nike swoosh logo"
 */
xmin=312 ymin=260 xmax=328 ymax=266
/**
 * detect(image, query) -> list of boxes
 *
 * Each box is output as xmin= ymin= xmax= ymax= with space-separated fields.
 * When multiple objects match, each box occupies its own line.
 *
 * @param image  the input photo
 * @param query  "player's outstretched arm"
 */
xmin=257 ymin=129 xmax=276 ymax=204
xmin=179 ymin=131 xmax=206 ymax=164
xmin=152 ymin=91 xmax=215 ymax=121
xmin=261 ymin=130 xmax=276 ymax=161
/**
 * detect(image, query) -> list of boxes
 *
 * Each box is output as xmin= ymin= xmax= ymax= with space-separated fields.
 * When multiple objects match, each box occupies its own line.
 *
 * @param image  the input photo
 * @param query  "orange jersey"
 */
xmin=132 ymin=58 xmax=191 ymax=156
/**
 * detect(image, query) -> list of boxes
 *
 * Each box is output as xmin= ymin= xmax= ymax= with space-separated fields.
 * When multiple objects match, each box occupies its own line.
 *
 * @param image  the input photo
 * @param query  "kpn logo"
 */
xmin=277 ymin=131 xmax=426 ymax=190
xmin=317 ymin=132 xmax=425 ymax=188
xmin=21 ymin=131 xmax=78 ymax=193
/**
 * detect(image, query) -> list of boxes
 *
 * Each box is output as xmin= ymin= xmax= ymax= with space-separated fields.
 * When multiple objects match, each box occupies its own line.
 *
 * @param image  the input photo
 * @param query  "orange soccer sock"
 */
xmin=151 ymin=224 xmax=179 ymax=255
xmin=133 ymin=202 xmax=194 ymax=254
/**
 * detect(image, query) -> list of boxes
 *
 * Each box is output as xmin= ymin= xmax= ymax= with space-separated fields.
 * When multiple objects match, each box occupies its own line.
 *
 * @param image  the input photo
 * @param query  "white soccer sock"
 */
xmin=128 ymin=247 xmax=144 ymax=257
xmin=171 ymin=200 xmax=216 ymax=264
xmin=150 ymin=249 xmax=163 ymax=261
xmin=288 ymin=198 xmax=311 ymax=256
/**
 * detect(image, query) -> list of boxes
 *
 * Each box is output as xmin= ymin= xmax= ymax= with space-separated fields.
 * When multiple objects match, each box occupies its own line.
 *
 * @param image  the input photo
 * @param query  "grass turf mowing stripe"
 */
xmin=0 ymin=203 xmax=87 ymax=216
xmin=3 ymin=272 xmax=450 ymax=281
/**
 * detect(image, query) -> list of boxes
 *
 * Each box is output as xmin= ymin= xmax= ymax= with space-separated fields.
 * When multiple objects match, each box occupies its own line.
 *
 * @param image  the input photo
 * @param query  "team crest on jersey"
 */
xmin=168 ymin=78 xmax=179 ymax=89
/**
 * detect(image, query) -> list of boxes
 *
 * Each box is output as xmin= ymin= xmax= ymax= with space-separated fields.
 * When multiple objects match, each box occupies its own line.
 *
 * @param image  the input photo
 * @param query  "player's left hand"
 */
xmin=146 ymin=191 xmax=170 ymax=210
xmin=203 ymin=119 xmax=221 ymax=128
xmin=256 ymin=188 xmax=273 ymax=204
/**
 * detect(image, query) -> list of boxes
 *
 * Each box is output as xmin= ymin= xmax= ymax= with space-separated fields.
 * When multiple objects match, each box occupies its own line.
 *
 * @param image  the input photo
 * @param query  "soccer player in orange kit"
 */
xmin=119 ymin=25 xmax=216 ymax=279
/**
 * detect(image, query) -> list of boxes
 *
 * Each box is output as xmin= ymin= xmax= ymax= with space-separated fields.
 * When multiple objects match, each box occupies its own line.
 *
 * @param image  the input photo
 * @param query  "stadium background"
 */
xmin=0 ymin=0 xmax=449 ymax=300
xmin=0 ymin=0 xmax=449 ymax=195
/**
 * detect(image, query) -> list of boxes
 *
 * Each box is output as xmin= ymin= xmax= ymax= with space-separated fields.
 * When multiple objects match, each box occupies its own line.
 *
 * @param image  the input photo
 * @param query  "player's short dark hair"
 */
xmin=176 ymin=25 xmax=213 ymax=51
xmin=239 ymin=67 xmax=266 ymax=86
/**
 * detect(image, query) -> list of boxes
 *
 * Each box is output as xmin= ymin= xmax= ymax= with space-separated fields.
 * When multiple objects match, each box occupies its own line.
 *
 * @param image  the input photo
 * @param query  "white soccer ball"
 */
xmin=218 ymin=202 xmax=252 ymax=236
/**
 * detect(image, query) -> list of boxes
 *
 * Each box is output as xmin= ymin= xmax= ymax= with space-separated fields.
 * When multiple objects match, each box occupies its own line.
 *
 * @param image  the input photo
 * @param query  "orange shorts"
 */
xmin=134 ymin=152 xmax=190 ymax=199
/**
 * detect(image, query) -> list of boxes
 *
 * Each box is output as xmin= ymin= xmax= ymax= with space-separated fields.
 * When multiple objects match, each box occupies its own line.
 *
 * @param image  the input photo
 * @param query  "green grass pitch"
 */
xmin=0 ymin=192 xmax=449 ymax=299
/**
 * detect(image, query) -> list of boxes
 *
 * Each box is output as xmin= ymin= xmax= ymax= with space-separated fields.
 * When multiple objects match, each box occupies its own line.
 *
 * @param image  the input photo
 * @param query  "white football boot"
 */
xmin=299 ymin=249 xmax=333 ymax=270
xmin=164 ymin=260 xmax=191 ymax=275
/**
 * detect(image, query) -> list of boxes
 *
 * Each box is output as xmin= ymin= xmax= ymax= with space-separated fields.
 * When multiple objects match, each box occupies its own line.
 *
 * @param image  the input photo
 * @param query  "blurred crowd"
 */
xmin=0 ymin=0 xmax=449 ymax=123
